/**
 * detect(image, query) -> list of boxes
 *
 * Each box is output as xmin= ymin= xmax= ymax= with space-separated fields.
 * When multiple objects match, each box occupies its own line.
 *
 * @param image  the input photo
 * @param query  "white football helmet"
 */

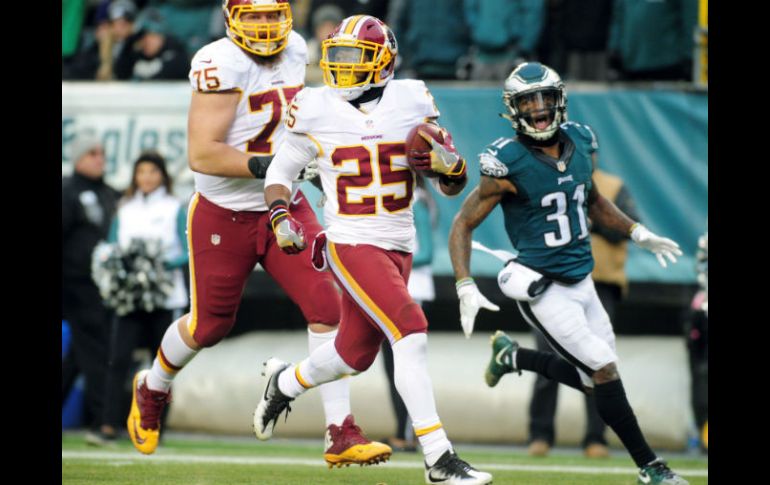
xmin=502 ymin=62 xmax=567 ymax=141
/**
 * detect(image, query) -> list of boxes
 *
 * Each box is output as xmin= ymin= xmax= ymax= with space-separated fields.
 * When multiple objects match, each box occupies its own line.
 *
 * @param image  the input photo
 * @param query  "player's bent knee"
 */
xmin=344 ymin=348 xmax=379 ymax=373
xmin=304 ymin=278 xmax=341 ymax=325
xmin=395 ymin=301 xmax=429 ymax=337
xmin=193 ymin=314 xmax=237 ymax=348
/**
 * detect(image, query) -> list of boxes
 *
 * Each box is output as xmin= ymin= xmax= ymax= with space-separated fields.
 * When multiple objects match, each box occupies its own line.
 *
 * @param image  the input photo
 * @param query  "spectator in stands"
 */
xmin=95 ymin=151 xmax=189 ymax=445
xmin=462 ymin=0 xmax=544 ymax=80
xmin=306 ymin=4 xmax=345 ymax=85
xmin=109 ymin=0 xmax=144 ymax=80
xmin=121 ymin=8 xmax=191 ymax=81
xmin=526 ymin=165 xmax=639 ymax=458
xmin=62 ymin=130 xmax=121 ymax=445
xmin=388 ymin=0 xmax=470 ymax=80
xmin=380 ymin=177 xmax=437 ymax=452
xmin=308 ymin=0 xmax=390 ymax=23
xmin=608 ymin=0 xmax=698 ymax=81
xmin=62 ymin=0 xmax=114 ymax=80
xmin=537 ymin=0 xmax=613 ymax=81
xmin=154 ymin=0 xmax=221 ymax=58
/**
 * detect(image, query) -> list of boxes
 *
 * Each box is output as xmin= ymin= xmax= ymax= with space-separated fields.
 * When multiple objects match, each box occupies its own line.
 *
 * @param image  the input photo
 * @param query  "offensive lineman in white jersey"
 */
xmin=257 ymin=15 xmax=493 ymax=485
xmin=127 ymin=1 xmax=391 ymax=467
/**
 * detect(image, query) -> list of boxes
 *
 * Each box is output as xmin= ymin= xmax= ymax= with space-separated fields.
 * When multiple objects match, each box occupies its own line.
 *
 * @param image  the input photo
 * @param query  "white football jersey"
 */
xmin=188 ymin=32 xmax=307 ymax=211
xmin=286 ymin=80 xmax=440 ymax=252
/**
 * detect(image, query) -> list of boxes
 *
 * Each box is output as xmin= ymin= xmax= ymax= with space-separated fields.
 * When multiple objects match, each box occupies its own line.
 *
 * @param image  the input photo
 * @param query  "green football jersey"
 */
xmin=479 ymin=122 xmax=599 ymax=282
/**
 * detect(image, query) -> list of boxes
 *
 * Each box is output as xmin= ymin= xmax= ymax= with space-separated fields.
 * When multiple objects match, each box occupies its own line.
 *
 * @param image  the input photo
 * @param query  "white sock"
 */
xmin=418 ymin=425 xmax=452 ymax=466
xmin=278 ymin=338 xmax=356 ymax=400
xmin=392 ymin=333 xmax=452 ymax=465
xmin=147 ymin=316 xmax=198 ymax=392
xmin=308 ymin=328 xmax=350 ymax=427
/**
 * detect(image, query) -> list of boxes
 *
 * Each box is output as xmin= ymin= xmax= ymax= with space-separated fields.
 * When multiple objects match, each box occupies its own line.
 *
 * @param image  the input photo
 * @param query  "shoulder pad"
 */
xmin=286 ymin=31 xmax=309 ymax=65
xmin=561 ymin=121 xmax=598 ymax=152
xmin=189 ymin=39 xmax=250 ymax=92
xmin=285 ymin=87 xmax=325 ymax=134
xmin=390 ymin=79 xmax=441 ymax=120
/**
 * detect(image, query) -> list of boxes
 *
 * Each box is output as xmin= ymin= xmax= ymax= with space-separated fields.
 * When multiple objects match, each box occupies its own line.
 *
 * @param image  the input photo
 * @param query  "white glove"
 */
xmin=294 ymin=160 xmax=320 ymax=182
xmin=456 ymin=278 xmax=500 ymax=338
xmin=630 ymin=224 xmax=683 ymax=268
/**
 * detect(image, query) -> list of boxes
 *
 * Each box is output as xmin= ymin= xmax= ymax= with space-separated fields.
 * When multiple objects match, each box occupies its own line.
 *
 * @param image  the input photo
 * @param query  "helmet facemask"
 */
xmin=505 ymin=88 xmax=566 ymax=141
xmin=501 ymin=62 xmax=568 ymax=141
xmin=225 ymin=2 xmax=292 ymax=56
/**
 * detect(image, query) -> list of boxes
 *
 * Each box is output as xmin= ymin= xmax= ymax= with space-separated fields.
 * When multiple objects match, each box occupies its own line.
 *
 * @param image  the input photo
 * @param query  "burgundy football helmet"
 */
xmin=319 ymin=15 xmax=398 ymax=100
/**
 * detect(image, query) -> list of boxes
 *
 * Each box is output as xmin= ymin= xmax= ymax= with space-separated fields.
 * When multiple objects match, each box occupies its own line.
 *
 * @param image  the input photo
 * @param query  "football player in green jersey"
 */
xmin=449 ymin=62 xmax=687 ymax=485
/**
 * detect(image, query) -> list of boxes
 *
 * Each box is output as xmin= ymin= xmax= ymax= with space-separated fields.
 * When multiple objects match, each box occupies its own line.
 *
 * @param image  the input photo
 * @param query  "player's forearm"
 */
xmin=264 ymin=184 xmax=292 ymax=208
xmin=448 ymin=215 xmax=473 ymax=281
xmin=188 ymin=141 xmax=254 ymax=178
xmin=588 ymin=194 xmax=635 ymax=237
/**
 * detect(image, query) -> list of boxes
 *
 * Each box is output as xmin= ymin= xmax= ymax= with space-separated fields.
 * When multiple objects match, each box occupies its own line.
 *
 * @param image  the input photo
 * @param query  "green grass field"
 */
xmin=62 ymin=432 xmax=708 ymax=484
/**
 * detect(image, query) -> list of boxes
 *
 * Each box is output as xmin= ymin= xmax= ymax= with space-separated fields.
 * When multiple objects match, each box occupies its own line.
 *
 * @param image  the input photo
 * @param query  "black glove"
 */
xmin=248 ymin=155 xmax=274 ymax=179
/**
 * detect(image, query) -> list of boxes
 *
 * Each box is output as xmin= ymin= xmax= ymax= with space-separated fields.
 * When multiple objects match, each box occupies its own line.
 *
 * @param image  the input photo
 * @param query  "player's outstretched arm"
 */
xmin=449 ymin=176 xmax=515 ymax=337
xmin=187 ymin=90 xmax=259 ymax=178
xmin=587 ymin=181 xmax=682 ymax=268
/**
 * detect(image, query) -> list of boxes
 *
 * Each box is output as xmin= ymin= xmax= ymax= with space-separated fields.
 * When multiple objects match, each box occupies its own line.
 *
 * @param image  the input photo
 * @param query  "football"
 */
xmin=405 ymin=122 xmax=443 ymax=157
xmin=405 ymin=122 xmax=444 ymax=177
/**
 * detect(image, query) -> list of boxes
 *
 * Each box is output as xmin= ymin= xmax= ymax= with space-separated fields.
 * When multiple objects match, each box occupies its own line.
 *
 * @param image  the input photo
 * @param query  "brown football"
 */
xmin=405 ymin=122 xmax=443 ymax=156
xmin=405 ymin=122 xmax=443 ymax=177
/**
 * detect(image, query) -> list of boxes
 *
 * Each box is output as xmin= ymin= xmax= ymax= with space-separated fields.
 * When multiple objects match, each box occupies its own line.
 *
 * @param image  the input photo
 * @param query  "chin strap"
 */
xmin=349 ymin=86 xmax=385 ymax=108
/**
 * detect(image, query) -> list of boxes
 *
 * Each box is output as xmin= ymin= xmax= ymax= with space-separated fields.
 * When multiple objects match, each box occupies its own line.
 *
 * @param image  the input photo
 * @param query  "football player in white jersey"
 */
xmin=127 ymin=1 xmax=391 ymax=467
xmin=257 ymin=15 xmax=493 ymax=485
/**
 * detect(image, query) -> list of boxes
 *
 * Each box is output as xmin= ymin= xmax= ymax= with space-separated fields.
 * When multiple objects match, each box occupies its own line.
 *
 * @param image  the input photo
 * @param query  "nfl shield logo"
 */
xmin=366 ymin=119 xmax=374 ymax=129
xmin=211 ymin=234 xmax=221 ymax=245
xmin=557 ymin=161 xmax=566 ymax=172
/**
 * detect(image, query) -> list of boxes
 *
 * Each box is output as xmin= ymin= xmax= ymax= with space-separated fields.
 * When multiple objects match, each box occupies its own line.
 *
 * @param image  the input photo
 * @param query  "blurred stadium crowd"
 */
xmin=63 ymin=0 xmax=700 ymax=83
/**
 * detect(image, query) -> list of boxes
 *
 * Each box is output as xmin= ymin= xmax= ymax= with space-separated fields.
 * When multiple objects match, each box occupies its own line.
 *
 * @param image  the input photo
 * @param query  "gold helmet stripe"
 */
xmin=343 ymin=15 xmax=364 ymax=35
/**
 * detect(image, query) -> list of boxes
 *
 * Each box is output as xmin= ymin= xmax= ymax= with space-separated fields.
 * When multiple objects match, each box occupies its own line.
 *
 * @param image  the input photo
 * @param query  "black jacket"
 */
xmin=62 ymin=173 xmax=121 ymax=282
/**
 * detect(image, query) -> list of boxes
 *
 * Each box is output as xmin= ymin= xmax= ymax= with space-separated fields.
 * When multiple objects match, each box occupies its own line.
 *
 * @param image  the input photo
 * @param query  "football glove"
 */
xmin=295 ymin=160 xmax=320 ymax=182
xmin=456 ymin=278 xmax=499 ymax=338
xmin=630 ymin=223 xmax=682 ymax=268
xmin=419 ymin=129 xmax=466 ymax=178
xmin=269 ymin=201 xmax=306 ymax=254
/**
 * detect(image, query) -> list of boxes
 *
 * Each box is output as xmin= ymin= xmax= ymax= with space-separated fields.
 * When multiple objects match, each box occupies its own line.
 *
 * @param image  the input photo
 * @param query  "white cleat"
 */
xmin=425 ymin=450 xmax=493 ymax=484
xmin=253 ymin=357 xmax=293 ymax=441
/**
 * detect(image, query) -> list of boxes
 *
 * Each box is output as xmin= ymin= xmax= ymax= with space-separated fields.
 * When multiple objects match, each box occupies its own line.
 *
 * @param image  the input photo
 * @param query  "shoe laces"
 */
xmin=438 ymin=453 xmax=474 ymax=477
xmin=648 ymin=459 xmax=675 ymax=478
xmin=339 ymin=419 xmax=370 ymax=445
xmin=264 ymin=388 xmax=293 ymax=426
xmin=139 ymin=384 xmax=171 ymax=430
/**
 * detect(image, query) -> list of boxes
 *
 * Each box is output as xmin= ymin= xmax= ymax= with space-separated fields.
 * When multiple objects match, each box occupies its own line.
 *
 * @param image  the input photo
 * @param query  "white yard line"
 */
xmin=62 ymin=451 xmax=708 ymax=477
